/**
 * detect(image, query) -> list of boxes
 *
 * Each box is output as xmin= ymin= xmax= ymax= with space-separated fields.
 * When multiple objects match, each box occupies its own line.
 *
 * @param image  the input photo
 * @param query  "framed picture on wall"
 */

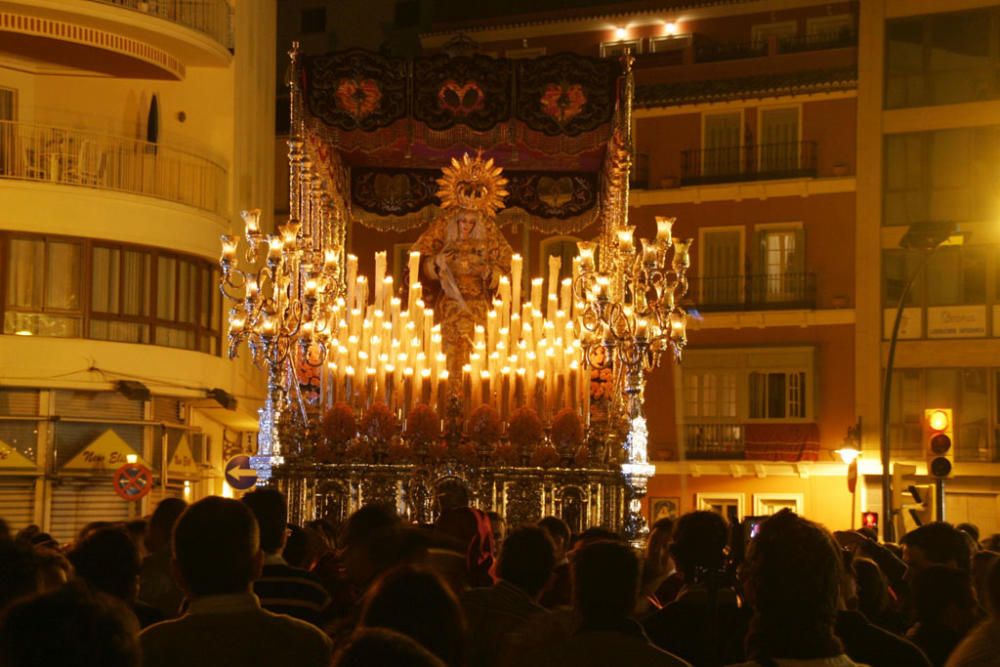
xmin=649 ymin=497 xmax=680 ymax=523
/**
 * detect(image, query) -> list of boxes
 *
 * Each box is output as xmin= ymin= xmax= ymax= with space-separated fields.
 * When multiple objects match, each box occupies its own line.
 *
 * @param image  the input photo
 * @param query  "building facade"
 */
xmin=856 ymin=0 xmax=1000 ymax=538
xmin=0 ymin=0 xmax=276 ymax=542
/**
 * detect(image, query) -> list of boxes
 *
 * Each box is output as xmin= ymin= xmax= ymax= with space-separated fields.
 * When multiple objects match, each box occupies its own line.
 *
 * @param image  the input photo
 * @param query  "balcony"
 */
xmin=0 ymin=120 xmax=227 ymax=217
xmin=684 ymin=422 xmax=821 ymax=462
xmin=87 ymin=0 xmax=233 ymax=50
xmin=681 ymin=141 xmax=817 ymax=186
xmin=684 ymin=423 xmax=745 ymax=460
xmin=692 ymin=273 xmax=816 ymax=312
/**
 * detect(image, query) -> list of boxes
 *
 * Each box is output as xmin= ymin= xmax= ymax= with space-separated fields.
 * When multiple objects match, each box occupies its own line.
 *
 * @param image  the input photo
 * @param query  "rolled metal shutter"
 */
xmin=0 ymin=478 xmax=36 ymax=532
xmin=49 ymin=483 xmax=131 ymax=546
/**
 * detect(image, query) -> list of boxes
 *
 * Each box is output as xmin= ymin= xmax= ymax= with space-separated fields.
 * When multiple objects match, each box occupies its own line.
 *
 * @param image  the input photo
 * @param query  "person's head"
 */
xmin=0 ymin=540 xmax=39 ymax=613
xmin=537 ymin=516 xmax=571 ymax=559
xmin=341 ymin=504 xmax=399 ymax=553
xmin=69 ymin=527 xmax=141 ymax=602
xmin=283 ymin=524 xmax=309 ymax=568
xmin=486 ymin=511 xmax=506 ymax=547
xmin=496 ymin=526 xmax=555 ymax=598
xmin=350 ymin=525 xmax=430 ymax=589
xmin=957 ymin=523 xmax=980 ymax=545
xmin=645 ymin=517 xmax=674 ymax=571
xmin=0 ymin=582 xmax=140 ymax=667
xmin=124 ymin=520 xmax=147 ymax=559
xmin=856 ymin=526 xmax=878 ymax=542
xmin=359 ymin=566 xmax=465 ymax=666
xmin=901 ymin=522 xmax=971 ymax=578
xmin=146 ymin=497 xmax=187 ymax=554
xmin=987 ymin=557 xmax=1000 ymax=617
xmin=242 ymin=487 xmax=288 ymax=555
xmin=34 ymin=547 xmax=72 ymax=592
xmin=669 ymin=511 xmax=729 ymax=583
xmin=77 ymin=521 xmax=113 ymax=544
xmin=743 ymin=510 xmax=843 ymax=660
xmin=333 ymin=628 xmax=446 ymax=667
xmin=572 ymin=540 xmax=639 ymax=623
xmin=572 ymin=527 xmax=622 ymax=551
xmin=455 ymin=210 xmax=481 ymax=239
xmin=435 ymin=507 xmax=496 ymax=588
xmin=984 ymin=534 xmax=1000 ymax=553
xmin=435 ymin=480 xmax=470 ymax=514
xmin=172 ymin=496 xmax=262 ymax=597
xmin=972 ymin=551 xmax=999 ymax=614
xmin=852 ymin=557 xmax=890 ymax=620
xmin=911 ymin=565 xmax=977 ymax=633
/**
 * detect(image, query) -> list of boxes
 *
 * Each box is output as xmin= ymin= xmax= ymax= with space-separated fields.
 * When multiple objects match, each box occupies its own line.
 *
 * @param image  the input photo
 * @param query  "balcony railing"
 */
xmin=693 ymin=273 xmax=817 ymax=311
xmin=0 ymin=120 xmax=227 ymax=217
xmin=87 ymin=0 xmax=233 ymax=49
xmin=681 ymin=141 xmax=817 ymax=185
xmin=778 ymin=30 xmax=858 ymax=54
xmin=684 ymin=423 xmax=745 ymax=459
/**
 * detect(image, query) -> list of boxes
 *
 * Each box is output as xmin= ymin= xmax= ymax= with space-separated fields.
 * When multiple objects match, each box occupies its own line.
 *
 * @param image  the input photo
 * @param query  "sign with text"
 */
xmin=168 ymin=435 xmax=201 ymax=478
xmin=927 ymin=306 xmax=987 ymax=339
xmin=62 ymin=429 xmax=145 ymax=471
xmin=0 ymin=438 xmax=36 ymax=469
xmin=883 ymin=307 xmax=922 ymax=340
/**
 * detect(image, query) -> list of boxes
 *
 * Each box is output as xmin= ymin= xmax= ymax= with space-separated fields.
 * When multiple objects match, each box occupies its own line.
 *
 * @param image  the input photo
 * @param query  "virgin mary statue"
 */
xmin=412 ymin=154 xmax=513 ymax=377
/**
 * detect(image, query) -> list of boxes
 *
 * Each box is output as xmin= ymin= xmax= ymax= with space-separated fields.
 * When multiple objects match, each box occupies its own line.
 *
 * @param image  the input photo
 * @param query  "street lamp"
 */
xmin=836 ymin=417 xmax=861 ymax=528
xmin=880 ymin=221 xmax=958 ymax=541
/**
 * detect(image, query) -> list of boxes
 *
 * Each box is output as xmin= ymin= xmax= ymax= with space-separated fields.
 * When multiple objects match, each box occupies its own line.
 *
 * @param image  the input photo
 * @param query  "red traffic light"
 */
xmin=862 ymin=511 xmax=879 ymax=530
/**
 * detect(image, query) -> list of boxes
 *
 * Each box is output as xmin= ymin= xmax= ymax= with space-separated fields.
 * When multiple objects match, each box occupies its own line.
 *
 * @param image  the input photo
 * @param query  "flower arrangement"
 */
xmin=467 ymin=404 xmax=502 ymax=444
xmin=360 ymin=402 xmax=398 ymax=442
xmin=494 ymin=442 xmax=520 ymax=466
xmin=386 ymin=441 xmax=413 ymax=464
xmin=457 ymin=442 xmax=480 ymax=466
xmin=314 ymin=442 xmax=337 ymax=463
xmin=322 ymin=402 xmax=357 ymax=445
xmin=508 ymin=407 xmax=543 ymax=449
xmin=406 ymin=403 xmax=440 ymax=443
xmin=530 ymin=444 xmax=560 ymax=468
xmin=344 ymin=440 xmax=372 ymax=463
xmin=427 ymin=441 xmax=450 ymax=462
xmin=551 ymin=409 xmax=584 ymax=451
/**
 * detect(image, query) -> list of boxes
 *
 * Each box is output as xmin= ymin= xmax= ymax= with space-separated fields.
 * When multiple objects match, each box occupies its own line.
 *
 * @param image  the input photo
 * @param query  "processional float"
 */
xmin=220 ymin=43 xmax=690 ymax=540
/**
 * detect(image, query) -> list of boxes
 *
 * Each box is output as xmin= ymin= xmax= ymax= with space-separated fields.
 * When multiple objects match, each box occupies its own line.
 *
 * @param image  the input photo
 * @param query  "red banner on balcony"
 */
xmin=744 ymin=423 xmax=820 ymax=462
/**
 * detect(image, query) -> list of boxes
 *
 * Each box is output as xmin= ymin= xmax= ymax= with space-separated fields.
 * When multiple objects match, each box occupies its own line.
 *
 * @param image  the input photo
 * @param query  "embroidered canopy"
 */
xmin=299 ymin=49 xmax=624 ymax=232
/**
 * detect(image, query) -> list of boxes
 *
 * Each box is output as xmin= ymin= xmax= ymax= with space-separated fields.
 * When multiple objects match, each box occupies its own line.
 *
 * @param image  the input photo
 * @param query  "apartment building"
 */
xmin=0 ymin=0 xmax=275 ymax=541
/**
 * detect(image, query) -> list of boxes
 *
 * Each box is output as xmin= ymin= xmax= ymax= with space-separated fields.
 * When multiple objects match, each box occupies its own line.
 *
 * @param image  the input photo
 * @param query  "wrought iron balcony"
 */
xmin=681 ymin=141 xmax=817 ymax=185
xmin=693 ymin=273 xmax=816 ymax=311
xmin=0 ymin=120 xmax=227 ymax=216
xmin=88 ymin=0 xmax=233 ymax=49
xmin=684 ymin=423 xmax=745 ymax=459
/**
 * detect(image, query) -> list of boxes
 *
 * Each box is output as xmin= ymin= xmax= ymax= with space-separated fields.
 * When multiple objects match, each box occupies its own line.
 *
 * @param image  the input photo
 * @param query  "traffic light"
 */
xmin=924 ymin=408 xmax=954 ymax=478
xmin=903 ymin=483 xmax=935 ymax=529
xmin=861 ymin=511 xmax=879 ymax=532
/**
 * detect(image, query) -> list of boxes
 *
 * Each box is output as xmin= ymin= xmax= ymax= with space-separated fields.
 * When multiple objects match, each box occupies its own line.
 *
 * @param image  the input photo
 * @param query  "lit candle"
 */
xmin=243 ymin=208 xmax=261 ymax=236
xmin=577 ymin=241 xmax=595 ymax=271
xmin=535 ymin=370 xmax=546 ymax=419
xmin=346 ymin=254 xmax=358 ymax=306
xmin=515 ymin=368 xmax=526 ymax=408
xmin=267 ymin=235 xmax=283 ymax=259
xmin=547 ymin=255 xmax=562 ymax=308
xmin=617 ymin=226 xmax=635 ymax=253
xmin=530 ymin=278 xmax=543 ymax=312
xmin=462 ymin=364 xmax=473 ymax=417
xmin=511 ymin=254 xmax=523 ymax=314
xmin=642 ymin=239 xmax=659 ymax=266
xmin=568 ymin=360 xmax=579 ymax=412
xmin=221 ymin=235 xmax=237 ymax=262
xmin=344 ymin=365 xmax=355 ymax=406
xmin=480 ymin=370 xmax=491 ymax=409
xmin=672 ymin=238 xmax=693 ymax=271
xmin=365 ymin=368 xmax=376 ymax=409
xmin=420 ymin=368 xmax=432 ymax=405
xmin=655 ymin=216 xmax=674 ymax=247
xmin=385 ymin=364 xmax=396 ymax=411
xmin=437 ymin=370 xmax=449 ymax=417
xmin=408 ymin=250 xmax=421 ymax=287
xmin=500 ymin=366 xmax=511 ymax=421
xmin=374 ymin=251 xmax=386 ymax=308
xmin=403 ymin=367 xmax=414 ymax=415
xmin=560 ymin=277 xmax=573 ymax=314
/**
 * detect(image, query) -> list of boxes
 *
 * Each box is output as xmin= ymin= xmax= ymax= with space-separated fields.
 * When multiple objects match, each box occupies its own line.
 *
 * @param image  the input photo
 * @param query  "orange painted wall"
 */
xmin=645 ymin=472 xmax=856 ymax=533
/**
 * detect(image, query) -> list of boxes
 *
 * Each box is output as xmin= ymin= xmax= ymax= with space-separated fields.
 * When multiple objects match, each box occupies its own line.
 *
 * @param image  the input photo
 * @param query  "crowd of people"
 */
xmin=0 ymin=487 xmax=998 ymax=667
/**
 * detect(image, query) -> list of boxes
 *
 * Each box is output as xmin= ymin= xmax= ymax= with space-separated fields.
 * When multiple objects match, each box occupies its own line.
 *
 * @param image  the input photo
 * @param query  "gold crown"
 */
xmin=436 ymin=152 xmax=509 ymax=217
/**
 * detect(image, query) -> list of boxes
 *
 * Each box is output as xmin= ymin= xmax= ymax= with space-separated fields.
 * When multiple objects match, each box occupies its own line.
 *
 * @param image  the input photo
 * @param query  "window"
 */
xmin=4 ymin=236 xmax=82 ymax=337
xmin=752 ymin=21 xmax=797 ymax=49
xmin=702 ymin=112 xmax=742 ymax=177
xmin=753 ymin=493 xmax=804 ymax=515
xmin=300 ymin=7 xmax=327 ymax=34
xmin=882 ymin=246 xmax=988 ymax=310
xmin=696 ymin=493 xmax=745 ymax=524
xmin=1 ymin=233 xmax=221 ymax=354
xmin=600 ymin=40 xmax=641 ymax=58
xmin=684 ymin=370 xmax=737 ymax=418
xmin=649 ymin=34 xmax=691 ymax=53
xmin=699 ymin=228 xmax=743 ymax=306
xmin=755 ymin=226 xmax=804 ymax=304
xmin=884 ymin=127 xmax=1000 ymax=226
xmin=889 ymin=368 xmax=996 ymax=462
xmin=806 ymin=15 xmax=854 ymax=43
xmin=749 ymin=371 xmax=807 ymax=419
xmin=758 ymin=107 xmax=799 ymax=172
xmin=886 ymin=8 xmax=1000 ymax=109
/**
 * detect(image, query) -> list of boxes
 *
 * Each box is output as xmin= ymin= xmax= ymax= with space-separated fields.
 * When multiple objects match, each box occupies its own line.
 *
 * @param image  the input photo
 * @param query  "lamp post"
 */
xmin=836 ymin=417 xmax=861 ymax=529
xmin=880 ymin=221 xmax=956 ymax=541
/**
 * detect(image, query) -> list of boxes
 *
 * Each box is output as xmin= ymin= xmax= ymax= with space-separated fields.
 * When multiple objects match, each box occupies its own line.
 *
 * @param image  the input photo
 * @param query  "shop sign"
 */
xmin=0 ymin=439 xmax=36 ymax=469
xmin=62 ymin=429 xmax=145 ymax=471
xmin=882 ymin=307 xmax=922 ymax=340
xmin=927 ymin=306 xmax=987 ymax=339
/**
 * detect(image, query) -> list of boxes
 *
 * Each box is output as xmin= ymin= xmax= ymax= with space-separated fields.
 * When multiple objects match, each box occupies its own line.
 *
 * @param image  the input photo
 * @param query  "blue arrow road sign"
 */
xmin=224 ymin=455 xmax=258 ymax=490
